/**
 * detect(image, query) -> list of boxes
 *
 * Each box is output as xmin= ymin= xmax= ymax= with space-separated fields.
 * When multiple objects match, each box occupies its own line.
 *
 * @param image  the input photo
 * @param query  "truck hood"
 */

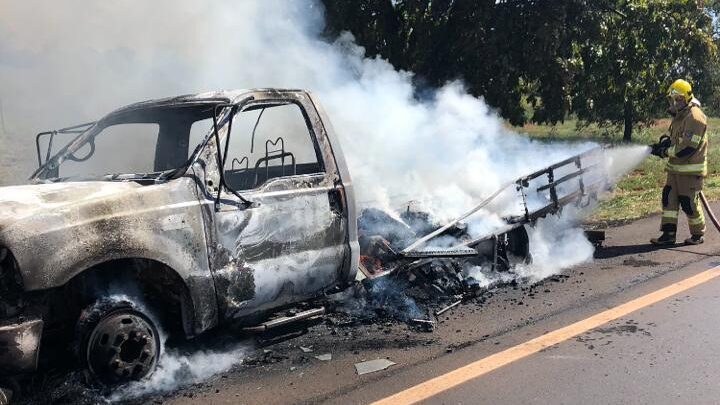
xmin=0 ymin=181 xmax=141 ymax=230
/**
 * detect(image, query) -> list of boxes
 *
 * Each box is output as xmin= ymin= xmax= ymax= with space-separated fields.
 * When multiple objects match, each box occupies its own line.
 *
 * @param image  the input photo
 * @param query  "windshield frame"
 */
xmin=31 ymin=98 xmax=234 ymax=183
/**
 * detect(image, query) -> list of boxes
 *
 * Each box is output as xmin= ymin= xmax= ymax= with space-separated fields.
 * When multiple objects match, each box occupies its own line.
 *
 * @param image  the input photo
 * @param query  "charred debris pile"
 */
xmin=338 ymin=206 xmax=529 ymax=329
xmin=331 ymin=147 xmax=607 ymax=328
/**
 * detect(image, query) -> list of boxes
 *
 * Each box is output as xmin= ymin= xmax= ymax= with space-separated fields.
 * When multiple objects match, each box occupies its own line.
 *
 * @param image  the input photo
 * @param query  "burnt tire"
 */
xmin=75 ymin=299 xmax=161 ymax=385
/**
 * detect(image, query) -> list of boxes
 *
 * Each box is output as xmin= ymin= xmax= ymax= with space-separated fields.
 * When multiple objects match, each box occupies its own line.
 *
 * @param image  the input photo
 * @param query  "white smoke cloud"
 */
xmin=0 ymin=1 xmax=651 ymax=396
xmin=0 ymin=0 xmax=649 ymax=280
xmin=521 ymin=213 xmax=595 ymax=282
xmin=110 ymin=342 xmax=248 ymax=401
xmin=0 ymin=4 xmax=660 ymax=397
xmin=3 ymin=1 xmax=592 ymax=200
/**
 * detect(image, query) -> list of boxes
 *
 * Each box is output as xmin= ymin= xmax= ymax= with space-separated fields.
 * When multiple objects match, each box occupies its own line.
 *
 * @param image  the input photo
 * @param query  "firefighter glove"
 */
xmin=650 ymin=143 xmax=667 ymax=157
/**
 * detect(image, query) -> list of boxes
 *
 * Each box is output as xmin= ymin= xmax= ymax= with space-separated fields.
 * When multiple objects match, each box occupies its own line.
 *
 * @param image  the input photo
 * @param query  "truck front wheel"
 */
xmin=75 ymin=299 xmax=161 ymax=385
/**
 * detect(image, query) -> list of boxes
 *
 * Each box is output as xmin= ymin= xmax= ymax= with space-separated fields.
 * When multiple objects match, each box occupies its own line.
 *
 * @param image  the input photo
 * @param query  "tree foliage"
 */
xmin=571 ymin=1 xmax=717 ymax=140
xmin=322 ymin=0 xmax=719 ymax=140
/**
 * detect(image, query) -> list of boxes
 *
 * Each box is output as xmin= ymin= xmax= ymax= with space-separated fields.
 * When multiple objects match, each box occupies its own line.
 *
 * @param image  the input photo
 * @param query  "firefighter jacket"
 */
xmin=664 ymin=103 xmax=708 ymax=176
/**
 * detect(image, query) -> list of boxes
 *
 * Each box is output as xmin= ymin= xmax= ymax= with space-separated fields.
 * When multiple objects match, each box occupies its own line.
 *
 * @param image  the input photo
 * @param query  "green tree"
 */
xmin=571 ymin=0 xmax=717 ymax=141
xmin=322 ymin=0 xmax=584 ymax=125
xmin=322 ymin=0 xmax=404 ymax=63
xmin=321 ymin=0 xmax=718 ymax=141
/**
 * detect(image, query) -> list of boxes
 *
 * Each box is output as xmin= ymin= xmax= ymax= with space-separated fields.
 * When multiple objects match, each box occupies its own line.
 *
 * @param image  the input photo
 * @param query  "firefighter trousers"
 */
xmin=661 ymin=173 xmax=705 ymax=236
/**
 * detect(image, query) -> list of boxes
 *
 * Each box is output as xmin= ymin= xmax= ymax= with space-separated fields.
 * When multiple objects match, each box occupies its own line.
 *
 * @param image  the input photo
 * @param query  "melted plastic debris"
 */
xmin=355 ymin=359 xmax=396 ymax=375
xmin=314 ymin=353 xmax=332 ymax=361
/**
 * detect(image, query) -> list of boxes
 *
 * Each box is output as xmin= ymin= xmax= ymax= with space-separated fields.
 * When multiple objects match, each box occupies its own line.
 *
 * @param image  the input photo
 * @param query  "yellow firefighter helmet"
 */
xmin=667 ymin=79 xmax=693 ymax=102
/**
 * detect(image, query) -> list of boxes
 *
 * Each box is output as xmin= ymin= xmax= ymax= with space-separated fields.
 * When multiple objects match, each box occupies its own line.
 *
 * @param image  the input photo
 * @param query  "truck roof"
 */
xmin=106 ymin=88 xmax=307 ymax=118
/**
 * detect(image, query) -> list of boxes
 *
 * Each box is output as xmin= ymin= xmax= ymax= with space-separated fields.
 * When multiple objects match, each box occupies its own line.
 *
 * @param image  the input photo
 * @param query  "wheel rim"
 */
xmin=86 ymin=310 xmax=160 ymax=384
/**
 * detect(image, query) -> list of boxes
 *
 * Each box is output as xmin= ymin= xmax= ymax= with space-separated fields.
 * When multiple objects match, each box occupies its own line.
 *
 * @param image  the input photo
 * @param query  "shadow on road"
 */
xmin=596 ymin=243 xmax=717 ymax=260
xmin=595 ymin=243 xmax=670 ymax=259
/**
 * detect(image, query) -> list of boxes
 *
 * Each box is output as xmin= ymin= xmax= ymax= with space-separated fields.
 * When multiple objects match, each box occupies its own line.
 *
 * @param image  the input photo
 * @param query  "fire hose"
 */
xmin=699 ymin=191 xmax=720 ymax=233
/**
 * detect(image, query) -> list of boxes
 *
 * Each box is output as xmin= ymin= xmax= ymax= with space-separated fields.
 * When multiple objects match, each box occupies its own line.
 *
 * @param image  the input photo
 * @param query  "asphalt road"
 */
xmin=410 ymin=270 xmax=720 ymax=405
xmin=157 ymin=205 xmax=720 ymax=405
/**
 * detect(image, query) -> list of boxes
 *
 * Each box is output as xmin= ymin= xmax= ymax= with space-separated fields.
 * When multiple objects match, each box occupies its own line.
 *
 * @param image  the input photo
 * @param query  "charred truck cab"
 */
xmin=0 ymin=89 xmax=359 ymax=385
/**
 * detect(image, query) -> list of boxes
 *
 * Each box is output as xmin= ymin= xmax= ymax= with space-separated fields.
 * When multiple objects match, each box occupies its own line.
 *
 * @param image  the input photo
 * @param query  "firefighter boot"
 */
xmin=651 ymin=232 xmax=676 ymax=246
xmin=684 ymin=235 xmax=704 ymax=245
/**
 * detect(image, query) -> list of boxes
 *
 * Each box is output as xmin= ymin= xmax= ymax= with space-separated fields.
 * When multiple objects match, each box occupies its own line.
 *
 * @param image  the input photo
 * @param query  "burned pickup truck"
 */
xmin=0 ymin=88 xmax=604 ymax=390
xmin=1 ymin=89 xmax=361 ymax=386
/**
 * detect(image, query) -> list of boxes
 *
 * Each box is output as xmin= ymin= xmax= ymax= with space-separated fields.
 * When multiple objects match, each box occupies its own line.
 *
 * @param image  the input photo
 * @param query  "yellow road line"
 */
xmin=371 ymin=266 xmax=720 ymax=405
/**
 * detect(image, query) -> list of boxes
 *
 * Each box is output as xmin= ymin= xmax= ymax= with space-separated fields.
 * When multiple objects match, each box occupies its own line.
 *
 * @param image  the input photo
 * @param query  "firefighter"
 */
xmin=650 ymin=79 xmax=708 ymax=246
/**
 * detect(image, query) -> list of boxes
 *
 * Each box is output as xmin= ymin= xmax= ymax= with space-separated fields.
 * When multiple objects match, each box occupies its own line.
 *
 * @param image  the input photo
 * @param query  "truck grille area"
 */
xmin=0 ymin=247 xmax=24 ymax=318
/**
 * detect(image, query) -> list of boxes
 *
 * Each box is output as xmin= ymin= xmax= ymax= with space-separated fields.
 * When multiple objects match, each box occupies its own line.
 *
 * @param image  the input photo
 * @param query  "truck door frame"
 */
xmin=206 ymin=90 xmax=352 ymax=320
